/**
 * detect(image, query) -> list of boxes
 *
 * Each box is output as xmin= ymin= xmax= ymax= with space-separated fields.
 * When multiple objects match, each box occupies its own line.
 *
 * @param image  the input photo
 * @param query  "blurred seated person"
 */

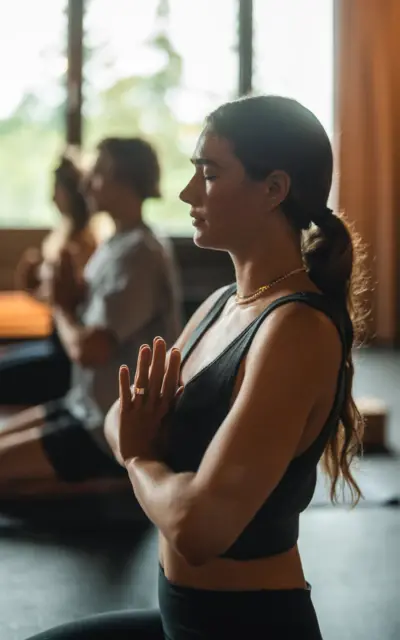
xmin=0 ymin=154 xmax=96 ymax=406
xmin=0 ymin=137 xmax=182 ymax=496
xmin=16 ymin=152 xmax=96 ymax=300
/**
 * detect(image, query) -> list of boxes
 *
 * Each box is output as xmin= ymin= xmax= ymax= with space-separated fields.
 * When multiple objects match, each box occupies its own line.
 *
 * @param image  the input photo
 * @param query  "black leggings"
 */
xmin=24 ymin=602 xmax=323 ymax=640
xmin=41 ymin=399 xmax=126 ymax=482
xmin=24 ymin=610 xmax=163 ymax=640
xmin=25 ymin=568 xmax=324 ymax=640
xmin=0 ymin=331 xmax=70 ymax=405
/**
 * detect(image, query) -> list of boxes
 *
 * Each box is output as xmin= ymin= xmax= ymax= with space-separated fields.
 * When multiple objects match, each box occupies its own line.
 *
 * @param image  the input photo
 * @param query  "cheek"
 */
xmin=206 ymin=181 xmax=251 ymax=221
xmin=206 ymin=180 xmax=238 ymax=206
xmin=91 ymin=175 xmax=104 ymax=194
xmin=55 ymin=192 xmax=67 ymax=212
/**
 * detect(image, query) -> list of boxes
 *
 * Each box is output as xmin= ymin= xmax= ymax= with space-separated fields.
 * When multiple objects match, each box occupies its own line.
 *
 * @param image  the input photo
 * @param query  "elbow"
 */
xmin=69 ymin=340 xmax=84 ymax=365
xmin=73 ymin=348 xmax=110 ymax=368
xmin=71 ymin=332 xmax=114 ymax=368
xmin=69 ymin=342 xmax=94 ymax=367
xmin=172 ymin=508 xmax=228 ymax=567
xmin=174 ymin=531 xmax=212 ymax=567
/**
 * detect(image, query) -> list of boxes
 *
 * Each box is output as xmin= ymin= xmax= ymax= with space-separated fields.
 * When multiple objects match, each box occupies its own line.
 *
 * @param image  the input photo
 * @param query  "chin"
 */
xmin=193 ymin=231 xmax=209 ymax=249
xmin=193 ymin=230 xmax=226 ymax=252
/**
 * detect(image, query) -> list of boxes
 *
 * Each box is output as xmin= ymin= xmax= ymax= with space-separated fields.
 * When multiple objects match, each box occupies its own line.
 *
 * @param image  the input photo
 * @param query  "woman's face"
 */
xmin=85 ymin=150 xmax=116 ymax=214
xmin=179 ymin=130 xmax=278 ymax=252
xmin=52 ymin=181 xmax=71 ymax=216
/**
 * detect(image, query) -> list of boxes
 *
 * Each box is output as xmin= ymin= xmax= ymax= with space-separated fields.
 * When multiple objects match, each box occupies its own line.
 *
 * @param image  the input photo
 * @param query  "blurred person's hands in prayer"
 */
xmin=51 ymin=248 xmax=86 ymax=311
xmin=15 ymin=248 xmax=42 ymax=292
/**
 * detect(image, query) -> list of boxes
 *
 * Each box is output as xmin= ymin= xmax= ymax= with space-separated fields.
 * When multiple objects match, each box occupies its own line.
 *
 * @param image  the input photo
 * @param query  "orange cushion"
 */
xmin=0 ymin=292 xmax=51 ymax=339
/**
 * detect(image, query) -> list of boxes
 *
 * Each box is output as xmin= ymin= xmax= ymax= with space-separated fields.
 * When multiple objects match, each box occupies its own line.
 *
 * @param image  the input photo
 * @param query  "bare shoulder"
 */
xmin=247 ymin=300 xmax=342 ymax=379
xmin=173 ymin=285 xmax=233 ymax=352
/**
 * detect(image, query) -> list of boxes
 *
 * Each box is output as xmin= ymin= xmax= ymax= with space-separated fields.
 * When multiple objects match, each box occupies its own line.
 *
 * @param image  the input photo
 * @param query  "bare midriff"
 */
xmin=159 ymin=535 xmax=307 ymax=591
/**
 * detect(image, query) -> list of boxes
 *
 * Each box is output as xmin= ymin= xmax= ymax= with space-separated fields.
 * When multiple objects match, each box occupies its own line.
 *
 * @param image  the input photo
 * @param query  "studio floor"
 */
xmin=0 ymin=346 xmax=399 ymax=640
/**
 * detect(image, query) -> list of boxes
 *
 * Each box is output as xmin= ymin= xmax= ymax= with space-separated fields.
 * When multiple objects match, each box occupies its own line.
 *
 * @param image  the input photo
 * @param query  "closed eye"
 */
xmin=204 ymin=175 xmax=217 ymax=182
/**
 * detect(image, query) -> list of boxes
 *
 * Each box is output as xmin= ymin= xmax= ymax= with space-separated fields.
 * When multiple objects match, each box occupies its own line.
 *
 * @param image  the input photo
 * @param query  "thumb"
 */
xmin=174 ymin=385 xmax=185 ymax=401
xmin=119 ymin=365 xmax=132 ymax=412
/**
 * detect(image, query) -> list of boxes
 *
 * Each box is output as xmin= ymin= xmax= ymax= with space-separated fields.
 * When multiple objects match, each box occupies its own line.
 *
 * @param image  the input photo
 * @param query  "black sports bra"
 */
xmin=164 ymin=285 xmax=352 ymax=560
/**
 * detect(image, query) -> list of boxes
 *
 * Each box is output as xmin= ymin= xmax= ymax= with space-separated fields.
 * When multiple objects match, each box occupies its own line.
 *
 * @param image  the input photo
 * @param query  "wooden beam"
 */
xmin=238 ymin=0 xmax=253 ymax=96
xmin=66 ymin=0 xmax=84 ymax=145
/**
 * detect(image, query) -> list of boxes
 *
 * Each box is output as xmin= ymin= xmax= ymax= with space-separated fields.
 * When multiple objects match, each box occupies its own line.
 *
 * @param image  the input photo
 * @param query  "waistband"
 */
xmin=158 ymin=565 xmax=319 ymax=640
xmin=159 ymin=563 xmax=312 ymax=595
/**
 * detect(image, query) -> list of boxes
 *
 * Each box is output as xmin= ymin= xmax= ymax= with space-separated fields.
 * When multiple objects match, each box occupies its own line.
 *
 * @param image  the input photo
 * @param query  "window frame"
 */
xmin=67 ymin=0 xmax=252 ymax=143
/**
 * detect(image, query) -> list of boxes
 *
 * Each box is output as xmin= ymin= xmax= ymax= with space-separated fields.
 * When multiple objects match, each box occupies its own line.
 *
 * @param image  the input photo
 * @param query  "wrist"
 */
xmin=126 ymin=457 xmax=170 ymax=487
xmin=125 ymin=445 xmax=161 ymax=469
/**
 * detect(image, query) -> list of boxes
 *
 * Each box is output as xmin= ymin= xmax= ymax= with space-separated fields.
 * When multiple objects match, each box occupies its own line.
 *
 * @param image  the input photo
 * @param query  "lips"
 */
xmin=190 ymin=211 xmax=206 ymax=223
xmin=191 ymin=216 xmax=206 ymax=228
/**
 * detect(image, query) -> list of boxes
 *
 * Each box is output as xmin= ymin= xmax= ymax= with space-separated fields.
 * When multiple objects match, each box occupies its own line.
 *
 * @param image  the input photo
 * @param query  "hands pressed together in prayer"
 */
xmin=107 ymin=338 xmax=184 ymax=465
xmin=50 ymin=248 xmax=85 ymax=311
xmin=15 ymin=248 xmax=42 ymax=292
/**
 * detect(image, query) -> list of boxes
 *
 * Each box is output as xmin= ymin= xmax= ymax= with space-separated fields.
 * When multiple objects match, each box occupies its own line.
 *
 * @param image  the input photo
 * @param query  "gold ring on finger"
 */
xmin=134 ymin=387 xmax=147 ymax=396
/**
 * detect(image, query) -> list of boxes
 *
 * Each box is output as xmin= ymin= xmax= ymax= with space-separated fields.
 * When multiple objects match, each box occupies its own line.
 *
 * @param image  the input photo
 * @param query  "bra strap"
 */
xmin=181 ymin=284 xmax=236 ymax=364
xmin=242 ymin=291 xmax=351 ymax=358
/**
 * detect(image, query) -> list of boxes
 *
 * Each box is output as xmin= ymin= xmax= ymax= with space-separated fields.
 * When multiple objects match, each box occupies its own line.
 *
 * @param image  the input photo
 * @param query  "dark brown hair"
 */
xmin=206 ymin=95 xmax=366 ymax=505
xmin=98 ymin=137 xmax=161 ymax=200
xmin=54 ymin=155 xmax=90 ymax=232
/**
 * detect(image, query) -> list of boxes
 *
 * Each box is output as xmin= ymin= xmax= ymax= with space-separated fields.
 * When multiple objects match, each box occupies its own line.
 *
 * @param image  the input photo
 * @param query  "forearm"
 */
xmin=104 ymin=401 xmax=125 ymax=466
xmin=126 ymin=457 xmax=196 ymax=549
xmin=30 ymin=281 xmax=52 ymax=303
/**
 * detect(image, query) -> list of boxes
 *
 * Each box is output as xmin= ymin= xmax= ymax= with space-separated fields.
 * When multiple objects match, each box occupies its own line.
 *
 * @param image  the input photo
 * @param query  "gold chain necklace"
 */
xmin=235 ymin=267 xmax=307 ymax=306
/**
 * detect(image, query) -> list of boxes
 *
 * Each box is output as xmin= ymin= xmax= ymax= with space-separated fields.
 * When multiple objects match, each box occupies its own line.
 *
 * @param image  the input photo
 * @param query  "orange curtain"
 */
xmin=336 ymin=0 xmax=400 ymax=343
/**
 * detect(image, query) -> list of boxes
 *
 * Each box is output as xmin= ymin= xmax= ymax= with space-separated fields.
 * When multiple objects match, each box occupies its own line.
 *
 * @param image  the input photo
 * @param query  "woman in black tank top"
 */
xmin=27 ymin=98 xmax=366 ymax=640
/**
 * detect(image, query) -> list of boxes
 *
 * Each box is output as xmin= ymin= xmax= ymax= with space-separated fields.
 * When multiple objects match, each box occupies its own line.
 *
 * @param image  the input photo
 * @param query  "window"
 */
xmin=253 ymin=0 xmax=334 ymax=137
xmin=83 ymin=0 xmax=238 ymax=234
xmin=254 ymin=0 xmax=335 ymax=205
xmin=0 ymin=0 xmax=335 ymax=231
xmin=0 ymin=1 xmax=67 ymax=228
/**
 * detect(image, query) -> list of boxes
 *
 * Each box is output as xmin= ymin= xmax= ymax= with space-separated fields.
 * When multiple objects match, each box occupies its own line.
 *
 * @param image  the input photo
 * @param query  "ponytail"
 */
xmin=303 ymin=211 xmax=367 ymax=505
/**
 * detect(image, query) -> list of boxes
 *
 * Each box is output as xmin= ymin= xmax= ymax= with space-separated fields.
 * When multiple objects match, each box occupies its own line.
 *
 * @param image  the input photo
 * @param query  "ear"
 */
xmin=264 ymin=170 xmax=291 ymax=211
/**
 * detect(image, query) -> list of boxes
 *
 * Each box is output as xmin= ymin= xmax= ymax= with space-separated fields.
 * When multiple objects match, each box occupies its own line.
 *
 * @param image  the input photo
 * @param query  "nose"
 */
xmin=179 ymin=174 xmax=200 ymax=206
xmin=179 ymin=184 xmax=190 ymax=204
xmin=83 ymin=169 xmax=98 ymax=196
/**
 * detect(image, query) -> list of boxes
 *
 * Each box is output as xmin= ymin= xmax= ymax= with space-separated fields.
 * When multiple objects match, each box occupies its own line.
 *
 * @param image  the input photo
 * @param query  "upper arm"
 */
xmin=72 ymin=247 xmax=157 ymax=366
xmin=179 ymin=303 xmax=341 ymax=562
xmin=80 ymin=246 xmax=218 ymax=367
xmin=82 ymin=247 xmax=158 ymax=346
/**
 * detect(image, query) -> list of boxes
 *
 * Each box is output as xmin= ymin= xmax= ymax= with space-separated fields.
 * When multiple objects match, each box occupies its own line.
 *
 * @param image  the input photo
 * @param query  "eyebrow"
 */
xmin=190 ymin=157 xmax=222 ymax=169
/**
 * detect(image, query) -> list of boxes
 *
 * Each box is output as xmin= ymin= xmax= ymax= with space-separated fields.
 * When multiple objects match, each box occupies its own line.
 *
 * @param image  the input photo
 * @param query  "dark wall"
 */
xmin=171 ymin=238 xmax=235 ymax=321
